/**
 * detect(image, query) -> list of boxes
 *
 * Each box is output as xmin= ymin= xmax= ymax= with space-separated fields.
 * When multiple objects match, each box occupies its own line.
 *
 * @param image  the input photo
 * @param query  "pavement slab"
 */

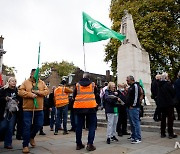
xmin=0 ymin=125 xmax=180 ymax=154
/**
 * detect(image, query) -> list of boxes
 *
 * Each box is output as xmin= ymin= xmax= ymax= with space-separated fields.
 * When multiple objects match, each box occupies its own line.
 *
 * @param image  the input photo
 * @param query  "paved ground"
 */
xmin=0 ymin=125 xmax=180 ymax=154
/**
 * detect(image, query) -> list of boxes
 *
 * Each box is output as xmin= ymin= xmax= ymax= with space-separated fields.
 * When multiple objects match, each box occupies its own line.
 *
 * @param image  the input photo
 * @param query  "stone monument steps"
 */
xmin=96 ymin=118 xmax=180 ymax=134
xmin=143 ymin=105 xmax=156 ymax=110
xmin=96 ymin=121 xmax=180 ymax=134
xmin=143 ymin=112 xmax=178 ymax=117
xmin=140 ymin=118 xmax=180 ymax=127
xmin=136 ymin=125 xmax=180 ymax=134
xmin=96 ymin=110 xmax=180 ymax=134
xmin=98 ymin=123 xmax=180 ymax=135
xmin=143 ymin=105 xmax=179 ymax=119
xmin=97 ymin=115 xmax=180 ymax=128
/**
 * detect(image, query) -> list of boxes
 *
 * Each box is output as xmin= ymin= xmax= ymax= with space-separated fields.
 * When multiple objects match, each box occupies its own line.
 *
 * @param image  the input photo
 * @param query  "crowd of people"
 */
xmin=151 ymin=72 xmax=180 ymax=139
xmin=0 ymin=69 xmax=179 ymax=153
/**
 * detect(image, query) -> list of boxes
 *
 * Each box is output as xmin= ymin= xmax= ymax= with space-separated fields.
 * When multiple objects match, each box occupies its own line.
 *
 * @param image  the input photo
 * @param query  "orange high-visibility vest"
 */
xmin=73 ymin=82 xmax=97 ymax=108
xmin=54 ymin=86 xmax=69 ymax=107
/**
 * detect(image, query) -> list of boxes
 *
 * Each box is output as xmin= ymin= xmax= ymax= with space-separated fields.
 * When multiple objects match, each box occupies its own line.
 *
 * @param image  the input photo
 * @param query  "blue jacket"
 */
xmin=104 ymin=89 xmax=118 ymax=114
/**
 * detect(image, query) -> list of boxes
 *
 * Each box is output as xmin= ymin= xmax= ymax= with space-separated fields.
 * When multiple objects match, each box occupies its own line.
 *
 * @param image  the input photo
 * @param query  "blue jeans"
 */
xmin=75 ymin=113 xmax=97 ymax=145
xmin=127 ymin=108 xmax=141 ymax=140
xmin=55 ymin=105 xmax=68 ymax=132
xmin=22 ymin=111 xmax=44 ymax=147
xmin=50 ymin=106 xmax=56 ymax=129
xmin=0 ymin=112 xmax=16 ymax=147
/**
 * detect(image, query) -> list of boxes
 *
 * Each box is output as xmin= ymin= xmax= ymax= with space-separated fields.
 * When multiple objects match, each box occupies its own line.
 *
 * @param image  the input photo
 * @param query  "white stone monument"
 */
xmin=117 ymin=10 xmax=152 ymax=104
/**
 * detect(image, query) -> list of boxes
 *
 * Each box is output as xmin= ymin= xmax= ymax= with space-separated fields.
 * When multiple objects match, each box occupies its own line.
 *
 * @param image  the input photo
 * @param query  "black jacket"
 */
xmin=48 ymin=92 xmax=55 ymax=108
xmin=117 ymin=89 xmax=126 ymax=105
xmin=73 ymin=78 xmax=98 ymax=114
xmin=174 ymin=78 xmax=180 ymax=101
xmin=151 ymin=78 xmax=159 ymax=101
xmin=126 ymin=83 xmax=141 ymax=108
xmin=0 ymin=87 xmax=20 ymax=120
xmin=157 ymin=80 xmax=175 ymax=108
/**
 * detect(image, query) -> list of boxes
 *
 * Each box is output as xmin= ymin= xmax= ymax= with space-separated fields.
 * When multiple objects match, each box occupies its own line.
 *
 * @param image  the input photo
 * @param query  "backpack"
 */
xmin=139 ymin=85 xmax=145 ymax=104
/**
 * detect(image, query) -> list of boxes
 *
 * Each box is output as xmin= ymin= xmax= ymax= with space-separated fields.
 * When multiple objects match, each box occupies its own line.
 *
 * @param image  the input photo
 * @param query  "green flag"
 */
xmin=33 ymin=43 xmax=41 ymax=108
xmin=34 ymin=68 xmax=39 ymax=82
xmin=83 ymin=12 xmax=126 ymax=43
xmin=139 ymin=79 xmax=145 ymax=93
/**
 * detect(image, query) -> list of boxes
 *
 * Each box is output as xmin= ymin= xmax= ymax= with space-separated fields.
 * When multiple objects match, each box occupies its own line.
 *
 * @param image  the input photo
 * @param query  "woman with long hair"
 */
xmin=0 ymin=77 xmax=19 ymax=149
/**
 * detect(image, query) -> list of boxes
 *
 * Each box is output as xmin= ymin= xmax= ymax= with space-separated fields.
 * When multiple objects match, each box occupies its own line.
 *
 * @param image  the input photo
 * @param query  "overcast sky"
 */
xmin=0 ymin=0 xmax=112 ymax=85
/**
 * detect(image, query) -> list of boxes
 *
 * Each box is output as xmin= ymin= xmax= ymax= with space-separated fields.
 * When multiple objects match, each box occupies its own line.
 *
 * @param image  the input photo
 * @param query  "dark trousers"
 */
xmin=174 ymin=99 xmax=180 ymax=120
xmin=83 ymin=115 xmax=89 ymax=129
xmin=16 ymin=109 xmax=23 ymax=138
xmin=116 ymin=106 xmax=128 ymax=134
xmin=55 ymin=105 xmax=68 ymax=132
xmin=160 ymin=107 xmax=174 ymax=135
xmin=153 ymin=99 xmax=162 ymax=121
xmin=153 ymin=107 xmax=162 ymax=121
xmin=43 ymin=108 xmax=50 ymax=126
xmin=70 ymin=109 xmax=76 ymax=130
xmin=0 ymin=113 xmax=16 ymax=147
xmin=75 ymin=113 xmax=97 ymax=145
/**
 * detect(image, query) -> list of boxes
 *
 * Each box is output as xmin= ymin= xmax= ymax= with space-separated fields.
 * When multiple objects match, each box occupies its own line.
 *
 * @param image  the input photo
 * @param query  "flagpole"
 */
xmin=83 ymin=43 xmax=86 ymax=72
xmin=37 ymin=42 xmax=41 ymax=68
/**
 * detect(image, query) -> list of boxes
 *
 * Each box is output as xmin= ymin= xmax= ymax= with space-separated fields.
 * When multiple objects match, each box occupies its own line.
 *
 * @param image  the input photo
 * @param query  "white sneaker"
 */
xmin=131 ymin=139 xmax=141 ymax=144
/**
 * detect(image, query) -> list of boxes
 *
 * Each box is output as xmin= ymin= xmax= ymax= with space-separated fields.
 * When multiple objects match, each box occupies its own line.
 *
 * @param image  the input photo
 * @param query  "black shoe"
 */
xmin=169 ymin=134 xmax=178 ymax=139
xmin=123 ymin=132 xmax=130 ymax=135
xmin=4 ymin=145 xmax=13 ymax=149
xmin=76 ymin=144 xmax=85 ymax=150
xmin=118 ymin=132 xmax=123 ymax=137
xmin=111 ymin=136 xmax=119 ymax=141
xmin=39 ymin=131 xmax=46 ymax=135
xmin=63 ymin=131 xmax=69 ymax=135
xmin=161 ymin=134 xmax=166 ymax=138
xmin=86 ymin=144 xmax=96 ymax=151
xmin=106 ymin=138 xmax=110 ymax=144
xmin=127 ymin=137 xmax=134 ymax=141
xmin=54 ymin=131 xmax=58 ymax=135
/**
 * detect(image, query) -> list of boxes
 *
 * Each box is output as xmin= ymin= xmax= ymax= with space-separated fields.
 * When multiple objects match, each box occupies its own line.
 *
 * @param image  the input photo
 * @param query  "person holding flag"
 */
xmin=18 ymin=43 xmax=49 ymax=153
xmin=18 ymin=69 xmax=49 ymax=153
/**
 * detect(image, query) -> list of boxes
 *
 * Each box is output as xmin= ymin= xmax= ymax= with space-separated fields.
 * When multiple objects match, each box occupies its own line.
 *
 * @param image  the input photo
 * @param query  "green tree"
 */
xmin=105 ymin=0 xmax=180 ymax=80
xmin=2 ymin=64 xmax=16 ymax=76
xmin=39 ymin=60 xmax=77 ymax=79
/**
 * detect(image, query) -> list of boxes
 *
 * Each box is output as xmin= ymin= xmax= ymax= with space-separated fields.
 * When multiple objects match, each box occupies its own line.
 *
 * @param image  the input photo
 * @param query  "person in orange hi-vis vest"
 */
xmin=73 ymin=72 xmax=98 ymax=152
xmin=54 ymin=80 xmax=73 ymax=135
